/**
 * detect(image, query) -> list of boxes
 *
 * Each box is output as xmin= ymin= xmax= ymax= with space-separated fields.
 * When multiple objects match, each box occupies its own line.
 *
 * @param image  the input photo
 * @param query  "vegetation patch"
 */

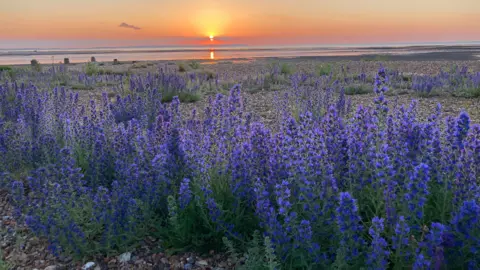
xmin=280 ymin=63 xmax=294 ymax=75
xmin=188 ymin=60 xmax=201 ymax=70
xmin=70 ymin=83 xmax=95 ymax=90
xmin=344 ymin=84 xmax=371 ymax=95
xmin=316 ymin=63 xmax=333 ymax=76
xmin=178 ymin=63 xmax=187 ymax=72
xmin=452 ymin=87 xmax=480 ymax=98
xmin=161 ymin=91 xmax=201 ymax=103
xmin=30 ymin=59 xmax=41 ymax=72
xmin=84 ymin=62 xmax=99 ymax=76
xmin=0 ymin=66 xmax=13 ymax=72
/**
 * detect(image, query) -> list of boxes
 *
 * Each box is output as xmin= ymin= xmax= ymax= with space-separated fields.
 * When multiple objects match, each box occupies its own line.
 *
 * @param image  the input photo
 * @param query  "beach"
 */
xmin=1 ymin=44 xmax=480 ymax=65
xmin=1 ymin=48 xmax=480 ymax=270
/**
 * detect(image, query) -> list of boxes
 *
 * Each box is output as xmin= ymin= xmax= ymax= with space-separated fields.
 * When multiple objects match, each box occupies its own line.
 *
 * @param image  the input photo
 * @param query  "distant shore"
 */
xmin=1 ymin=44 xmax=480 ymax=56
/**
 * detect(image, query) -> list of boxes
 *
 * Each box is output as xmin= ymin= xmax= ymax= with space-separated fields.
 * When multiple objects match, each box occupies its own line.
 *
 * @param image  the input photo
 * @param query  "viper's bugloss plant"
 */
xmin=1 ymin=66 xmax=479 ymax=269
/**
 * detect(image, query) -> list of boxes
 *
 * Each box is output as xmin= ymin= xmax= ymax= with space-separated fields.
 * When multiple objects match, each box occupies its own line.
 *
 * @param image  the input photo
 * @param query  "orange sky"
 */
xmin=1 ymin=0 xmax=480 ymax=48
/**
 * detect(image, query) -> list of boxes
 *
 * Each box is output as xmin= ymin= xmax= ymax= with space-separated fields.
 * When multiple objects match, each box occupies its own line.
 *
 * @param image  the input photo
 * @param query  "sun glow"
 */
xmin=192 ymin=9 xmax=230 ymax=37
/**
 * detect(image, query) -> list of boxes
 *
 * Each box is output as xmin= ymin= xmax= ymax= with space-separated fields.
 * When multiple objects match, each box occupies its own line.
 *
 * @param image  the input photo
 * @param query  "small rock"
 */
xmin=184 ymin=263 xmax=193 ymax=270
xmin=118 ymin=252 xmax=132 ymax=263
xmin=58 ymin=254 xmax=72 ymax=263
xmin=173 ymin=261 xmax=183 ymax=269
xmin=30 ymin=237 xmax=40 ymax=246
xmin=44 ymin=267 xmax=57 ymax=270
xmin=154 ymin=261 xmax=169 ymax=270
xmin=107 ymin=259 xmax=117 ymax=268
xmin=186 ymin=256 xmax=195 ymax=264
xmin=82 ymin=262 xmax=96 ymax=270
xmin=196 ymin=260 xmax=208 ymax=266
xmin=152 ymin=264 xmax=165 ymax=270
xmin=94 ymin=266 xmax=102 ymax=270
xmin=35 ymin=260 xmax=46 ymax=267
xmin=10 ymin=250 xmax=28 ymax=264
xmin=55 ymin=265 xmax=67 ymax=270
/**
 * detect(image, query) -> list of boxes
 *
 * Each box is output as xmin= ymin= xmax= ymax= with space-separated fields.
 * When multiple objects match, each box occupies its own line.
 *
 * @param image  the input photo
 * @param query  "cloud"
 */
xmin=119 ymin=22 xmax=141 ymax=30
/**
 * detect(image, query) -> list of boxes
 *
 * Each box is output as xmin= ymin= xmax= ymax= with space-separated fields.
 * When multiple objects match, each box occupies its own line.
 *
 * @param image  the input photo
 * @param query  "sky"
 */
xmin=1 ymin=0 xmax=480 ymax=48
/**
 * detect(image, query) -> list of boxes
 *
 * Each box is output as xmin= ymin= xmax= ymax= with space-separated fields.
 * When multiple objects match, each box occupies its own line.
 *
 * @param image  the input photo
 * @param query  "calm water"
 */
xmin=0 ymin=44 xmax=477 ymax=65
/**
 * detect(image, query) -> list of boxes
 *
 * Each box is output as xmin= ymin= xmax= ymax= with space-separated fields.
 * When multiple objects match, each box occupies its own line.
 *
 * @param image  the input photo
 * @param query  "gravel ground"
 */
xmin=1 ymin=58 xmax=480 ymax=269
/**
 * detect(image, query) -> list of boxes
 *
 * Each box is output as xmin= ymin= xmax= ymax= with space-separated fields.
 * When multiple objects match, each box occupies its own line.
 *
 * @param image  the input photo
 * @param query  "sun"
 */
xmin=209 ymin=35 xmax=214 ymax=41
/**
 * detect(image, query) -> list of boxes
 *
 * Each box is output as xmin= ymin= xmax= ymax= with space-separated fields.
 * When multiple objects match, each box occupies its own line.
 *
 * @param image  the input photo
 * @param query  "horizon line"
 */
xmin=1 ymin=40 xmax=480 ymax=51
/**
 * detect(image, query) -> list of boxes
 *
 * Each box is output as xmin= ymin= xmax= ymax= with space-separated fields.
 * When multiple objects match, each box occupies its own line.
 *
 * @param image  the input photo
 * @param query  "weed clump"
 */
xmin=0 ymin=66 xmax=13 ymax=72
xmin=30 ymin=59 xmax=41 ymax=72
xmin=280 ymin=63 xmax=294 ymax=75
xmin=84 ymin=62 xmax=99 ymax=76
xmin=188 ymin=60 xmax=201 ymax=70
xmin=316 ymin=63 xmax=333 ymax=76
xmin=178 ymin=63 xmax=187 ymax=72
xmin=344 ymin=84 xmax=371 ymax=95
xmin=453 ymin=87 xmax=480 ymax=98
xmin=161 ymin=92 xmax=201 ymax=103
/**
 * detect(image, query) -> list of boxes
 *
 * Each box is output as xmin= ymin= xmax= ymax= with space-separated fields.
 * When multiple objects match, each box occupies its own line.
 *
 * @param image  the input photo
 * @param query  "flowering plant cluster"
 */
xmin=1 ymin=66 xmax=480 ymax=269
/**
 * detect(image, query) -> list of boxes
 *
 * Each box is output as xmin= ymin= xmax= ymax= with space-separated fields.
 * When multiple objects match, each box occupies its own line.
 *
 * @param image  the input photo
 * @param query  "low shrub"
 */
xmin=96 ymin=82 xmax=118 ymax=87
xmin=280 ymin=63 xmax=294 ymax=75
xmin=52 ymin=73 xmax=70 ymax=86
xmin=344 ymin=84 xmax=371 ymax=95
xmin=178 ymin=63 xmax=187 ymax=72
xmin=188 ymin=60 xmax=201 ymax=70
xmin=0 ymin=66 xmax=16 ymax=80
xmin=161 ymin=91 xmax=201 ymax=103
xmin=84 ymin=62 xmax=99 ymax=76
xmin=132 ymin=63 xmax=148 ymax=69
xmin=0 ymin=66 xmax=12 ymax=72
xmin=70 ymin=83 xmax=94 ymax=90
xmin=30 ymin=59 xmax=41 ymax=72
xmin=452 ymin=87 xmax=480 ymax=98
xmin=197 ymin=69 xmax=216 ymax=80
xmin=316 ymin=63 xmax=332 ymax=76
xmin=98 ymin=69 xmax=130 ymax=76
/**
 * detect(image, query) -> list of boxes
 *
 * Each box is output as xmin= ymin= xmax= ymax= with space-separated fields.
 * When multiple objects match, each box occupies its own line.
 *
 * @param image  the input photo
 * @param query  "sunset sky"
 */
xmin=1 ymin=0 xmax=480 ymax=48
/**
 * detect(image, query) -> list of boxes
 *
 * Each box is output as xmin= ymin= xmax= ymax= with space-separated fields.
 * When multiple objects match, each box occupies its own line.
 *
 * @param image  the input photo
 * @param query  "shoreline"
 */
xmin=3 ymin=50 xmax=480 ymax=67
xmin=1 ymin=45 xmax=480 ymax=55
